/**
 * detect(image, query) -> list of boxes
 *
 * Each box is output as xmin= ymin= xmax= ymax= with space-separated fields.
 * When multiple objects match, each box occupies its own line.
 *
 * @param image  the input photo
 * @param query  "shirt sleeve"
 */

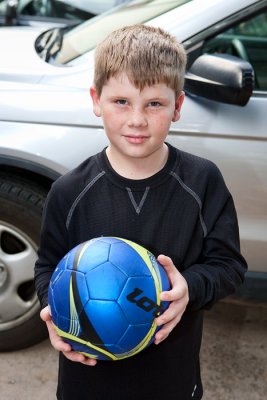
xmin=34 ymin=181 xmax=69 ymax=309
xmin=181 ymin=164 xmax=247 ymax=310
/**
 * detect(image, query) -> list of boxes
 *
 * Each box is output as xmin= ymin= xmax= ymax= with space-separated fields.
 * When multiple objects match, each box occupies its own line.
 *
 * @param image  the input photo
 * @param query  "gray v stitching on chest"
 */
xmin=66 ymin=171 xmax=105 ymax=230
xmin=126 ymin=187 xmax=150 ymax=215
xmin=170 ymin=171 xmax=207 ymax=237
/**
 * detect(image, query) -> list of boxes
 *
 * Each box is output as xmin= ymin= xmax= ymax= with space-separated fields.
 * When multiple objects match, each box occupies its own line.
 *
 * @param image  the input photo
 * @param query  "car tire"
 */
xmin=0 ymin=173 xmax=49 ymax=351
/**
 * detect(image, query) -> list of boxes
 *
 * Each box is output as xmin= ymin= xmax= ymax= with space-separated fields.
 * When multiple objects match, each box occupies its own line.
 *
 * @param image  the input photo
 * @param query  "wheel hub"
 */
xmin=0 ymin=262 xmax=8 ymax=288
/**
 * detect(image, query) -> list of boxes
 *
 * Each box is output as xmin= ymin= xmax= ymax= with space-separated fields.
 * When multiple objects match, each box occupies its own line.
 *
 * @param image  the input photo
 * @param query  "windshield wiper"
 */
xmin=36 ymin=27 xmax=65 ymax=62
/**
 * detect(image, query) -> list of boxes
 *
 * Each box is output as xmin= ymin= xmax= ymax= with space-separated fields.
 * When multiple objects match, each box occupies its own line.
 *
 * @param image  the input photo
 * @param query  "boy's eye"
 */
xmin=115 ymin=99 xmax=127 ymax=105
xmin=148 ymin=101 xmax=162 ymax=107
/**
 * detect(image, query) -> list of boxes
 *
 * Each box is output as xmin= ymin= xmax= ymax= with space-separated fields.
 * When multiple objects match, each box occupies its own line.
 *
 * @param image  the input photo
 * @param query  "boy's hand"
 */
xmin=154 ymin=255 xmax=189 ymax=345
xmin=40 ymin=306 xmax=97 ymax=366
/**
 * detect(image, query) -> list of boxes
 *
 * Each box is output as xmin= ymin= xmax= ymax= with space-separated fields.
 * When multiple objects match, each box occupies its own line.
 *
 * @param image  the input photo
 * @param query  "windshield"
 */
xmin=53 ymin=0 xmax=192 ymax=64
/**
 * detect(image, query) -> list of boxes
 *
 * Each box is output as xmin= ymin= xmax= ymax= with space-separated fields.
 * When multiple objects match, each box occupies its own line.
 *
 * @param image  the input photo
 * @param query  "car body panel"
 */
xmin=0 ymin=27 xmax=46 ymax=82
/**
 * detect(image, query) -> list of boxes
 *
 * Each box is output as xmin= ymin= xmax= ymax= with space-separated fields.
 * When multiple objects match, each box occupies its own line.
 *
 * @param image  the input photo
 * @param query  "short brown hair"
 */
xmin=93 ymin=24 xmax=187 ymax=95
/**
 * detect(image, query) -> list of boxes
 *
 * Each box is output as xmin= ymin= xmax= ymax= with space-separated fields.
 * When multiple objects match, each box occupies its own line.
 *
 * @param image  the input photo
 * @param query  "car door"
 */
xmin=168 ymin=3 xmax=267 ymax=280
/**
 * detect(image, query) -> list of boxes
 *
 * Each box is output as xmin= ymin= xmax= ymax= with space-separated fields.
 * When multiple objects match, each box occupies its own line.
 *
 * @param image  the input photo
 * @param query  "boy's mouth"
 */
xmin=123 ymin=135 xmax=149 ymax=144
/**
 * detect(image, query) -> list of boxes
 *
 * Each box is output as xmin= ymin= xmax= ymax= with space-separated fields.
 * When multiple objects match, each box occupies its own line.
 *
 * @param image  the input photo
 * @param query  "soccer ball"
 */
xmin=48 ymin=237 xmax=170 ymax=361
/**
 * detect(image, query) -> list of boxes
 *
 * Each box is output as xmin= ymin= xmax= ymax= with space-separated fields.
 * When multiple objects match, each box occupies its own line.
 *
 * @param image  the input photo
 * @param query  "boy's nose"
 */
xmin=128 ymin=108 xmax=148 ymax=127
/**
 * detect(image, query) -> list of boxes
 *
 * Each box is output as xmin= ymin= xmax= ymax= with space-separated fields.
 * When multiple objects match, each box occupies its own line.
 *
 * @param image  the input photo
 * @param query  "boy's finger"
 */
xmin=40 ymin=306 xmax=51 ymax=322
xmin=46 ymin=320 xmax=71 ymax=352
xmin=157 ymin=254 xmax=174 ymax=270
xmin=155 ymin=300 xmax=184 ymax=326
xmin=63 ymin=351 xmax=97 ymax=366
xmin=154 ymin=320 xmax=177 ymax=345
xmin=157 ymin=254 xmax=183 ymax=286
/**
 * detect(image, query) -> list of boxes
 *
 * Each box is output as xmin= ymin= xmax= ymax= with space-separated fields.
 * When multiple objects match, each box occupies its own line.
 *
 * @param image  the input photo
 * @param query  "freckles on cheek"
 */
xmin=156 ymin=120 xmax=170 ymax=135
xmin=102 ymin=108 xmax=113 ymax=119
xmin=102 ymin=110 xmax=116 ymax=126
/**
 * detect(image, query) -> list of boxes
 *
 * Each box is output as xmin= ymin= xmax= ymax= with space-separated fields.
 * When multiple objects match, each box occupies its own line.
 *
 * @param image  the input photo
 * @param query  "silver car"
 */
xmin=0 ymin=0 xmax=130 ymax=26
xmin=0 ymin=0 xmax=266 ymax=351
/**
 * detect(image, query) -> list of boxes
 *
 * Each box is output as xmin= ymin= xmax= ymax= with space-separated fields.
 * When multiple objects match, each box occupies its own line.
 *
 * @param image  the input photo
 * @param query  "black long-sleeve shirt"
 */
xmin=34 ymin=143 xmax=247 ymax=400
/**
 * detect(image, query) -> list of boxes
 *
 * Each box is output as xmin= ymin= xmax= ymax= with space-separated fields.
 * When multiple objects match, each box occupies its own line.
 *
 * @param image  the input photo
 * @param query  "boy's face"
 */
xmin=90 ymin=73 xmax=184 ymax=165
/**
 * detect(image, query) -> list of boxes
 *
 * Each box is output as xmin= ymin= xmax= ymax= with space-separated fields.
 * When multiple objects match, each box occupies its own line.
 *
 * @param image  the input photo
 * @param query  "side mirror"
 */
xmin=184 ymin=54 xmax=254 ymax=106
xmin=5 ymin=0 xmax=19 ymax=26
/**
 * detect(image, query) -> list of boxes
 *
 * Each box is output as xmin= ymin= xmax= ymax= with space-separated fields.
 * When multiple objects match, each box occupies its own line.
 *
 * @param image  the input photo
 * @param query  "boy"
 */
xmin=34 ymin=25 xmax=247 ymax=400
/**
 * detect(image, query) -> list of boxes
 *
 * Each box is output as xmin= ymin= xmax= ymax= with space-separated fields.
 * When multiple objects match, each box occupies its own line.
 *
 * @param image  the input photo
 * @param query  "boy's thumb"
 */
xmin=40 ymin=306 xmax=51 ymax=322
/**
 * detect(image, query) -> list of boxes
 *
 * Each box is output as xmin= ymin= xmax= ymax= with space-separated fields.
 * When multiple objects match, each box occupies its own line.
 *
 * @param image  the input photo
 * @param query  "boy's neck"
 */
xmin=106 ymin=144 xmax=169 ymax=180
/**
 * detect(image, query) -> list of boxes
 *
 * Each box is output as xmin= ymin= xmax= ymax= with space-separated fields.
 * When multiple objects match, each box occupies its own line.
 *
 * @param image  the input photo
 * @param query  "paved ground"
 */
xmin=1 ymin=300 xmax=266 ymax=399
xmin=201 ymin=300 xmax=267 ymax=399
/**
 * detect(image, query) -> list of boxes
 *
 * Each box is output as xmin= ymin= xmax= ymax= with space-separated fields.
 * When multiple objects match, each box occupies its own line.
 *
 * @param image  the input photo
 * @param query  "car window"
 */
xmin=0 ymin=0 xmax=6 ymax=17
xmin=18 ymin=0 xmax=95 ymax=22
xmin=54 ymin=0 xmax=191 ymax=64
xmin=202 ymin=10 xmax=267 ymax=91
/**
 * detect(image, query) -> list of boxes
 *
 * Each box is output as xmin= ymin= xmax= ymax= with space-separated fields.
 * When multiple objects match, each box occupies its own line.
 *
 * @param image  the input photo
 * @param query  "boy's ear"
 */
xmin=90 ymin=86 xmax=101 ymax=117
xmin=172 ymin=91 xmax=185 ymax=122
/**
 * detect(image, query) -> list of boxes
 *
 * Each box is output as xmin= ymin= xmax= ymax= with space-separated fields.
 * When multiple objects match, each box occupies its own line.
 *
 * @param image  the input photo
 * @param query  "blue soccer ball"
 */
xmin=48 ymin=237 xmax=170 ymax=361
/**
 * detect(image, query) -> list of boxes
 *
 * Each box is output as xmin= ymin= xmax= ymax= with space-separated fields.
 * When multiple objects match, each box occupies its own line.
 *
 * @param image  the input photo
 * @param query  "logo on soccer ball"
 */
xmin=127 ymin=288 xmax=164 ymax=317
